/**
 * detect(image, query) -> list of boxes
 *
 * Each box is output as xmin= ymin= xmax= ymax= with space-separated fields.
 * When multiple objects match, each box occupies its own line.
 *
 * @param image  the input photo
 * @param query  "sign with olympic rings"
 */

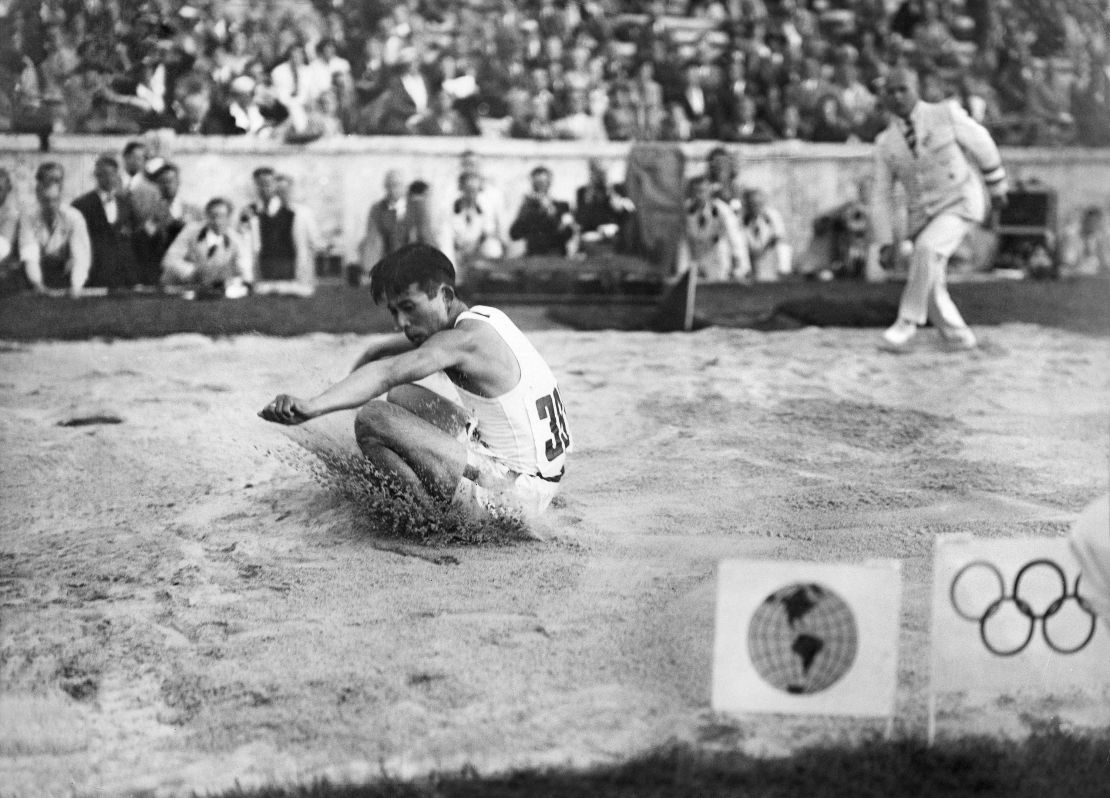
xmin=931 ymin=535 xmax=1110 ymax=696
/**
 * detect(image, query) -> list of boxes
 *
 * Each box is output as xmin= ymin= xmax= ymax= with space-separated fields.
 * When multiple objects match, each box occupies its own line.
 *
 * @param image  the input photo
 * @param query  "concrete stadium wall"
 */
xmin=2 ymin=134 xmax=1109 ymax=265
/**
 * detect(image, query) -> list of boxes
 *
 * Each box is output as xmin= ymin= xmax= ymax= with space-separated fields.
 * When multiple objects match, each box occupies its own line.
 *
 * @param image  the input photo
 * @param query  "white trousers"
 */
xmin=899 ymin=212 xmax=972 ymax=332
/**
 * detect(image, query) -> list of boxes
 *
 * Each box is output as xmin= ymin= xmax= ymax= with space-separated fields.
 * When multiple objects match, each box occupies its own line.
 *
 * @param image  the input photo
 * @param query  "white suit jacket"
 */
xmin=870 ymin=99 xmax=1008 ymax=244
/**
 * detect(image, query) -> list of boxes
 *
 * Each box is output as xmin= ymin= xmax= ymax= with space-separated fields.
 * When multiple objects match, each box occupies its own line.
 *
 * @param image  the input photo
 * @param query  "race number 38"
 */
xmin=536 ymin=388 xmax=571 ymax=461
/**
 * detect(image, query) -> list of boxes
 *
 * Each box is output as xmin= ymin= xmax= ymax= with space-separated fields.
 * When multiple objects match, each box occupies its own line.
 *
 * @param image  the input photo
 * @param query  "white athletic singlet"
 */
xmin=453 ymin=306 xmax=571 ymax=480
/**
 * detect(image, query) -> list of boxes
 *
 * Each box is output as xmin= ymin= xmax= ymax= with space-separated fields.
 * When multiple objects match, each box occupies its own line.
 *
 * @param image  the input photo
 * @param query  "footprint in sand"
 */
xmin=57 ymin=414 xmax=124 ymax=427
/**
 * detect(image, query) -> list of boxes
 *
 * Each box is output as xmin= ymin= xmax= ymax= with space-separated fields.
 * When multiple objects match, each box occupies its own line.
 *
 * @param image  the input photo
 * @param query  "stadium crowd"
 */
xmin=4 ymin=137 xmax=892 ymax=296
xmin=1 ymin=0 xmax=1108 ymax=147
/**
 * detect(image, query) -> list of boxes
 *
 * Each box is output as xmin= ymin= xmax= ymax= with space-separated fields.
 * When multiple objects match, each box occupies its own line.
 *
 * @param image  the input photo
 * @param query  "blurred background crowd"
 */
xmin=1 ymin=0 xmax=1108 ymax=147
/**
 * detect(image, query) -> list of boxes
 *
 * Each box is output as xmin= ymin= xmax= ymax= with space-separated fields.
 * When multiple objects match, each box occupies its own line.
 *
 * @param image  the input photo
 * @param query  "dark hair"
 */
xmin=369 ymin=243 xmax=456 ymax=304
xmin=408 ymin=179 xmax=430 ymax=196
xmin=205 ymin=196 xmax=232 ymax=214
xmin=252 ymin=166 xmax=275 ymax=181
xmin=152 ymin=161 xmax=179 ymax=180
xmin=95 ymin=154 xmax=119 ymax=170
xmin=123 ymin=140 xmax=147 ymax=157
xmin=530 ymin=165 xmax=552 ymax=178
xmin=36 ymin=162 xmax=64 ymax=184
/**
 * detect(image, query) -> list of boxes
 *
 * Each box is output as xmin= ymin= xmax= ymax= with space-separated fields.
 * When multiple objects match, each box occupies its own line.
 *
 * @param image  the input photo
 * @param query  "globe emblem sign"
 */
xmin=747 ymin=582 xmax=859 ymax=694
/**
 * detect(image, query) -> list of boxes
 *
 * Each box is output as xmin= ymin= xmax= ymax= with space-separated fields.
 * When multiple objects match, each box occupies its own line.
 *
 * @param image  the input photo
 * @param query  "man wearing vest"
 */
xmin=245 ymin=166 xmax=316 ymax=296
xmin=72 ymin=154 xmax=140 ymax=290
xmin=868 ymin=66 xmax=1008 ymax=351
xmin=260 ymin=243 xmax=571 ymax=522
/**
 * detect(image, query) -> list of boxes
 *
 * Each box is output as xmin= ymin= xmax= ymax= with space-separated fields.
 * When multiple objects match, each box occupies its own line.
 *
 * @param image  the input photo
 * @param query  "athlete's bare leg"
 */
xmin=353 ymin=384 xmax=469 ymax=501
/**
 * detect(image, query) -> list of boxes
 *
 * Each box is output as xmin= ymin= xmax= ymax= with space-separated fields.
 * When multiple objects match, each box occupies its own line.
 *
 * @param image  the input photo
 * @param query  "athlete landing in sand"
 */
xmin=259 ymin=242 xmax=572 ymax=519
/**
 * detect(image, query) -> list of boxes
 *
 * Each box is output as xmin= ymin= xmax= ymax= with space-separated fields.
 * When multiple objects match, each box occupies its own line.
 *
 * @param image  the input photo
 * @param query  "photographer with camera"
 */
xmin=743 ymin=188 xmax=793 ymax=282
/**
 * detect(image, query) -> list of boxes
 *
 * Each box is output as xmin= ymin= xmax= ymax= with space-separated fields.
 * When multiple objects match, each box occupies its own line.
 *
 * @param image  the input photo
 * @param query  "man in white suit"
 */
xmin=868 ymin=67 xmax=1008 ymax=350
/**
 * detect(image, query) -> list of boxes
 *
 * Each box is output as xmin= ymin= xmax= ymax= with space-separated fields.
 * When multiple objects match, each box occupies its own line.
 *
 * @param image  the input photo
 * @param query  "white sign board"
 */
xmin=712 ymin=559 xmax=902 ymax=718
xmin=931 ymin=535 xmax=1110 ymax=696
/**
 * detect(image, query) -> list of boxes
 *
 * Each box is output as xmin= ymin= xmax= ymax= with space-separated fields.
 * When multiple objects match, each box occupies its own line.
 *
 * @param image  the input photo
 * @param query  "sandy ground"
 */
xmin=1 ymin=322 xmax=1109 ymax=796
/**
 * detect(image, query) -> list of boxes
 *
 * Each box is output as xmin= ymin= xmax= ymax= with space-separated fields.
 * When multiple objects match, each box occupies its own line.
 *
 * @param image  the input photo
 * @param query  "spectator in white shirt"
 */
xmin=677 ymin=174 xmax=749 ymax=281
xmin=19 ymin=162 xmax=91 ymax=294
xmin=743 ymin=188 xmax=793 ymax=281
xmin=162 ymin=197 xmax=251 ymax=295
xmin=452 ymin=170 xmax=505 ymax=278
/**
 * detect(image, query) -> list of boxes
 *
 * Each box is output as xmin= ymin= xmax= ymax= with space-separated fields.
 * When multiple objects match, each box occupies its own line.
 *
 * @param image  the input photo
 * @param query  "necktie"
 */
xmin=699 ymin=212 xmax=708 ymax=230
xmin=902 ymin=116 xmax=917 ymax=156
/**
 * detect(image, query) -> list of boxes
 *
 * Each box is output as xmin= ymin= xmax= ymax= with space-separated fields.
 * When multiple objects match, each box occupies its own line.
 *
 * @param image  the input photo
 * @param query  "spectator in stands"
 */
xmin=72 ymin=154 xmax=139 ymax=290
xmin=575 ymin=158 xmax=635 ymax=253
xmin=244 ymin=60 xmax=291 ymax=130
xmin=630 ymin=59 xmax=665 ymax=139
xmin=677 ymin=174 xmax=749 ymax=282
xmin=374 ymin=46 xmax=434 ymax=135
xmin=452 ymin=170 xmax=505 ymax=272
xmin=283 ymin=90 xmax=345 ymax=143
xmin=809 ymin=93 xmax=855 ymax=142
xmin=1058 ymin=206 xmax=1110 ymax=278
xmin=133 ymin=161 xmax=198 ymax=287
xmin=19 ymin=163 xmax=91 ymax=294
xmin=603 ymin=81 xmax=638 ymax=141
xmin=272 ymin=42 xmax=329 ymax=134
xmin=162 ymin=197 xmax=251 ymax=296
xmin=510 ymin=92 xmax=557 ymax=140
xmin=243 ymin=166 xmax=315 ymax=295
xmin=361 ymin=169 xmax=410 ymax=276
xmin=509 ymin=165 xmax=575 ymax=257
xmin=218 ymin=75 xmax=269 ymax=136
xmin=413 ymin=88 xmax=469 ymax=135
xmin=676 ymin=60 xmax=722 ymax=139
xmin=172 ymin=85 xmax=217 ymax=135
xmin=833 ymin=51 xmax=880 ymax=140
xmin=553 ymin=88 xmax=608 ymax=141
xmin=743 ymin=187 xmax=792 ymax=282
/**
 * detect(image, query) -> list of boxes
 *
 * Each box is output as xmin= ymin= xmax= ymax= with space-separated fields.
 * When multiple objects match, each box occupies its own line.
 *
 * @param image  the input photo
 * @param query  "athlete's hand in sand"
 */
xmin=258 ymin=394 xmax=316 ymax=425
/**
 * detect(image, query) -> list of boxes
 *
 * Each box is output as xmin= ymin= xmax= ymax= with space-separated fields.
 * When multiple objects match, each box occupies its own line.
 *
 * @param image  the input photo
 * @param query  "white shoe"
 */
xmin=942 ymin=326 xmax=977 ymax=350
xmin=881 ymin=318 xmax=917 ymax=350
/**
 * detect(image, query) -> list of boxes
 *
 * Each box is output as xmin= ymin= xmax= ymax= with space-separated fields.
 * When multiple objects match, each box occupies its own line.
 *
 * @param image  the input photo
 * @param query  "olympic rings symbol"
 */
xmin=949 ymin=559 xmax=1099 ymax=657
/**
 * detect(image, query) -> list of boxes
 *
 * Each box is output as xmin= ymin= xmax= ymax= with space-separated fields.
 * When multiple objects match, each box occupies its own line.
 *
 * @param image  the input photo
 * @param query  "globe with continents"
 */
xmin=747 ymin=582 xmax=858 ymax=694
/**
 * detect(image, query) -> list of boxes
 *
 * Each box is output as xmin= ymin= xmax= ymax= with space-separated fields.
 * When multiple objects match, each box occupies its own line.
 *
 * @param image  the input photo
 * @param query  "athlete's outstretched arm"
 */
xmin=350 ymin=333 xmax=414 ymax=372
xmin=260 ymin=331 xmax=469 ymax=425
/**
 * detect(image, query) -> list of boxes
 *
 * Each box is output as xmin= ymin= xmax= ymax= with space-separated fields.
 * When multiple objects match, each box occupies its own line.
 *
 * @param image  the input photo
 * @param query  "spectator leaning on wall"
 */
xmin=19 ymin=163 xmax=91 ymax=295
xmin=71 ymin=154 xmax=140 ymax=290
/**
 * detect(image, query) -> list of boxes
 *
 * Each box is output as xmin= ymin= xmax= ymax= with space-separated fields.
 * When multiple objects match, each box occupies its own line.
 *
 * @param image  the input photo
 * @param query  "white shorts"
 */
xmin=453 ymin=441 xmax=562 ymax=520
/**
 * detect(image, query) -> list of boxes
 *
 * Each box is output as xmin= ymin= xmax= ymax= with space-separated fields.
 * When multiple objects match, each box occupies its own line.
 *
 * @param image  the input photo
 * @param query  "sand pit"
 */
xmin=1 ymin=323 xmax=1109 ymax=795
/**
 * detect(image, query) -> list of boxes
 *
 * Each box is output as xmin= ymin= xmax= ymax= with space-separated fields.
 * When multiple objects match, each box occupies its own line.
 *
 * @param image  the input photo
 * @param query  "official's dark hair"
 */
xmin=205 ymin=197 xmax=232 ymax=214
xmin=36 ymin=162 xmax=64 ymax=185
xmin=369 ymin=243 xmax=456 ymax=304
xmin=123 ymin=140 xmax=147 ymax=157
xmin=152 ymin=161 xmax=179 ymax=180
xmin=252 ymin=166 xmax=275 ymax=181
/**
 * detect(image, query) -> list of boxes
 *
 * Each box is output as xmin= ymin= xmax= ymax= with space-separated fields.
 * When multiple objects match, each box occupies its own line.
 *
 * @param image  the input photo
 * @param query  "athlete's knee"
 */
xmin=354 ymin=401 xmax=397 ymax=447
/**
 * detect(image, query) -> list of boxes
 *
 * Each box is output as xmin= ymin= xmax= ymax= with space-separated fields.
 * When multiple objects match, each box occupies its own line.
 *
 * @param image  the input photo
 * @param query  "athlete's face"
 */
xmin=386 ymin=282 xmax=450 ymax=346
